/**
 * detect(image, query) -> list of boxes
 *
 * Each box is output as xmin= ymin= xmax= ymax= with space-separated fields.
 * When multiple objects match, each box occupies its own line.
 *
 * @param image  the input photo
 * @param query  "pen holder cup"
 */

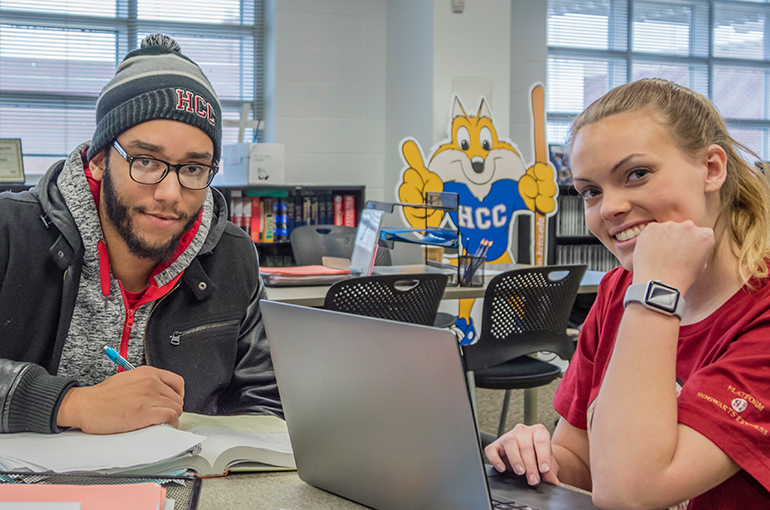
xmin=458 ymin=255 xmax=485 ymax=287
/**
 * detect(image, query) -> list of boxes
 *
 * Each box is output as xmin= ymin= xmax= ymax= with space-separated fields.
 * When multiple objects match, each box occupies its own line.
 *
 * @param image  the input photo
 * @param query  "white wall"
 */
xmin=272 ymin=0 xmax=547 ymax=219
xmin=384 ymin=0 xmax=434 ymax=202
xmin=385 ymin=0 xmax=517 ymax=195
xmin=273 ymin=0 xmax=388 ymax=201
xmin=509 ymin=0 xmax=548 ymax=166
xmin=432 ymin=0 xmax=511 ymax=144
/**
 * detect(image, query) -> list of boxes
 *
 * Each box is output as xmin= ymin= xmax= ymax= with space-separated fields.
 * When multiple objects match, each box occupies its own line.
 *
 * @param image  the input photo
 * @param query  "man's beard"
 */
xmin=102 ymin=159 xmax=199 ymax=262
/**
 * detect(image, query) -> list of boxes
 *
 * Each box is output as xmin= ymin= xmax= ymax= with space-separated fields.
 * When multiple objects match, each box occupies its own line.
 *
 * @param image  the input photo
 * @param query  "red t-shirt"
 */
xmin=123 ymin=288 xmax=145 ymax=309
xmin=554 ymin=267 xmax=770 ymax=509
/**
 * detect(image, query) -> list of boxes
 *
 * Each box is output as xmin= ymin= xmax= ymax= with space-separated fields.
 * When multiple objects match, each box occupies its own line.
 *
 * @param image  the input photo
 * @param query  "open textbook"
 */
xmin=0 ymin=413 xmax=295 ymax=476
xmin=147 ymin=412 xmax=296 ymax=475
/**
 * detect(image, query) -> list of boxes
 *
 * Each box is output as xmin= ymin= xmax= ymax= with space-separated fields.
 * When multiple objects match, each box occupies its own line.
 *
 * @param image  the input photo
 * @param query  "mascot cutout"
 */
xmin=396 ymin=84 xmax=557 ymax=342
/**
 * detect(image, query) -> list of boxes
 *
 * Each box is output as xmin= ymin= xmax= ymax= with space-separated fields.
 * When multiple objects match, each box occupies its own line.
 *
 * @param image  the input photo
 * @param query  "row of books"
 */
xmin=556 ymin=195 xmax=590 ymax=237
xmin=229 ymin=191 xmax=357 ymax=243
xmin=555 ymin=244 xmax=619 ymax=272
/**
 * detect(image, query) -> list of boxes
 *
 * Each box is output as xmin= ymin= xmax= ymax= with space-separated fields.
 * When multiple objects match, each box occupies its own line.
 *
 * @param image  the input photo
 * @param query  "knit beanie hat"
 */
xmin=87 ymin=34 xmax=222 ymax=163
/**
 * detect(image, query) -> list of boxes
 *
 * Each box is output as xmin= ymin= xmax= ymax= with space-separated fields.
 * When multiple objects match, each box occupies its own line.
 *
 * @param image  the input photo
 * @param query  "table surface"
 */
xmin=199 ymin=471 xmax=366 ymax=509
xmin=198 ymin=470 xmax=592 ymax=509
xmin=265 ymin=265 xmax=605 ymax=307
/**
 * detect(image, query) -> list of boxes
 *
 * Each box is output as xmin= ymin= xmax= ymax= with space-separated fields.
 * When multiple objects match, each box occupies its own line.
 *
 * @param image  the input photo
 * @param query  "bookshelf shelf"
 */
xmin=216 ymin=184 xmax=365 ymax=267
xmin=550 ymin=185 xmax=619 ymax=272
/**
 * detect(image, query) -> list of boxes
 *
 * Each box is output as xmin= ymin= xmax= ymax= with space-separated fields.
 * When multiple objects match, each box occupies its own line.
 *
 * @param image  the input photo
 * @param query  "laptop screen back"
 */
xmin=262 ymin=301 xmax=492 ymax=510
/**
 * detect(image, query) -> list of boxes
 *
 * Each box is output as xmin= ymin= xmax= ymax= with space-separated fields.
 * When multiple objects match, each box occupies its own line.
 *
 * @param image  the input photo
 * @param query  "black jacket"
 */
xmin=0 ymin=159 xmax=282 ymax=433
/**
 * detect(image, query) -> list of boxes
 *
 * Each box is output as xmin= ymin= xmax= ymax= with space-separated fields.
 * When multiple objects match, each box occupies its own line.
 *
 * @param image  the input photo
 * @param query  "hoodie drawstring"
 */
xmin=97 ymin=240 xmax=110 ymax=306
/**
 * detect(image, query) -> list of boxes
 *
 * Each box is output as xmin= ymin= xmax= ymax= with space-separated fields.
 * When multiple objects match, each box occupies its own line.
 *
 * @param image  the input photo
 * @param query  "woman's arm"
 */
xmin=552 ymin=418 xmax=592 ymax=491
xmin=589 ymin=303 xmax=739 ymax=510
xmin=589 ymin=220 xmax=740 ymax=510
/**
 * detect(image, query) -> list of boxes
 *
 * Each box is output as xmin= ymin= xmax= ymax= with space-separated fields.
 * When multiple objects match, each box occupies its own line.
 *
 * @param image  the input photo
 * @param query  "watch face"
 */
xmin=645 ymin=282 xmax=679 ymax=313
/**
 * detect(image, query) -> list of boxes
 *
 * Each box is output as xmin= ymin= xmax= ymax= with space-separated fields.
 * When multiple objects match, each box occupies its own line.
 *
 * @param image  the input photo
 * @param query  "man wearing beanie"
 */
xmin=0 ymin=34 xmax=282 ymax=434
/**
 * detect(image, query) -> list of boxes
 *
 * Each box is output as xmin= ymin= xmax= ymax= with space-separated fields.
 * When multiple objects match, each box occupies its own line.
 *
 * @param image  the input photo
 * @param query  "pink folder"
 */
xmin=0 ymin=483 xmax=166 ymax=510
xmin=259 ymin=265 xmax=351 ymax=276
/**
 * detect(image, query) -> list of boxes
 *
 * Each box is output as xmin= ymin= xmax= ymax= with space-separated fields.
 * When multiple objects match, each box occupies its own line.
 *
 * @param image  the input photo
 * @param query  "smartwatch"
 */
xmin=623 ymin=280 xmax=684 ymax=319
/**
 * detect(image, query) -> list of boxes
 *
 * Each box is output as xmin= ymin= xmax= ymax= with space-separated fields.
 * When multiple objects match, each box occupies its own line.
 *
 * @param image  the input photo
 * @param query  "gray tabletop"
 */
xmin=199 ymin=471 xmax=365 ymax=509
xmin=197 ymin=471 xmax=592 ymax=509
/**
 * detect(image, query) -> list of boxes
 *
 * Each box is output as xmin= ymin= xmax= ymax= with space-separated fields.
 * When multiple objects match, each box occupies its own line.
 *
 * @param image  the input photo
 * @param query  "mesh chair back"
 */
xmin=290 ymin=225 xmax=392 ymax=266
xmin=462 ymin=265 xmax=587 ymax=371
xmin=324 ymin=273 xmax=449 ymax=326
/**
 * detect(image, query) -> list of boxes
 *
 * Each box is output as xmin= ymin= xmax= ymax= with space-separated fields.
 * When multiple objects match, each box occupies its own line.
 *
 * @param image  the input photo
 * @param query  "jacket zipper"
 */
xmin=169 ymin=320 xmax=240 ymax=346
xmin=143 ymin=282 xmax=181 ymax=366
xmin=118 ymin=284 xmax=137 ymax=373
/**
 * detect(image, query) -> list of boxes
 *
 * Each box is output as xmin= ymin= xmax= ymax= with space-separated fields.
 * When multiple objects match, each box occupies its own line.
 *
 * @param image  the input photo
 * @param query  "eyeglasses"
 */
xmin=111 ymin=140 xmax=218 ymax=190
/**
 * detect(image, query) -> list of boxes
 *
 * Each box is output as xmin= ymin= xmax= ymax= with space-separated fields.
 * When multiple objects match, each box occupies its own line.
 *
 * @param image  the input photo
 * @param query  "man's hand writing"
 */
xmin=56 ymin=366 xmax=185 ymax=434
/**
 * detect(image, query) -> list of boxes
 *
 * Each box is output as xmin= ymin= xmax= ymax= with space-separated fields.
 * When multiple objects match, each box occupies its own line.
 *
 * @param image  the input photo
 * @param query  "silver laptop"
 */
xmin=262 ymin=301 xmax=597 ymax=510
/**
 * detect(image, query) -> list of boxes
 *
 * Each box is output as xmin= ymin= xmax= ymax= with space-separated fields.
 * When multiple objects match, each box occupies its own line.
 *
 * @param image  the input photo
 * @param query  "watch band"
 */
xmin=623 ymin=280 xmax=685 ymax=319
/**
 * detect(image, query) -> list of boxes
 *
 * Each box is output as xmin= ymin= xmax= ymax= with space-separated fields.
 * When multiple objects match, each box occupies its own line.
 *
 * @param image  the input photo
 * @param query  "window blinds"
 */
xmin=0 ymin=0 xmax=264 ymax=177
xmin=547 ymin=0 xmax=770 ymax=160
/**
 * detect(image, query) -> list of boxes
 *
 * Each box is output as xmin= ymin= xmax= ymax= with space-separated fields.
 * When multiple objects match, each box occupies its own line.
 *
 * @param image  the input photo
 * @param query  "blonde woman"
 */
xmin=485 ymin=79 xmax=770 ymax=509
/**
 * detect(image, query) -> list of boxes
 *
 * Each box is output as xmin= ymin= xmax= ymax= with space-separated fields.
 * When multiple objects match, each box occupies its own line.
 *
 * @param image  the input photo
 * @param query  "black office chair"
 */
xmin=290 ymin=225 xmax=392 ymax=266
xmin=462 ymin=264 xmax=587 ymax=439
xmin=323 ymin=273 xmax=449 ymax=326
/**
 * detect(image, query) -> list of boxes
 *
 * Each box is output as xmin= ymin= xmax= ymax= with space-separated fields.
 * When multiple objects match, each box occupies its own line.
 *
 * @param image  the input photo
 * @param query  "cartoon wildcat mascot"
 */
xmin=397 ymin=85 xmax=557 ymax=342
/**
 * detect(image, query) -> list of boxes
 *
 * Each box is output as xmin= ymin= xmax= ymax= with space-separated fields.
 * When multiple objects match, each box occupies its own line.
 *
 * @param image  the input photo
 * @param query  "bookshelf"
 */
xmin=548 ymin=185 xmax=619 ymax=272
xmin=215 ymin=185 xmax=365 ymax=267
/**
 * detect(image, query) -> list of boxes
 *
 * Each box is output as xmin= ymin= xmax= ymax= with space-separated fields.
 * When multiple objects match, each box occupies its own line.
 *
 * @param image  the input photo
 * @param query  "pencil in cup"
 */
xmin=461 ymin=240 xmax=492 ymax=286
xmin=465 ymin=239 xmax=487 ymax=276
xmin=460 ymin=256 xmax=484 ymax=286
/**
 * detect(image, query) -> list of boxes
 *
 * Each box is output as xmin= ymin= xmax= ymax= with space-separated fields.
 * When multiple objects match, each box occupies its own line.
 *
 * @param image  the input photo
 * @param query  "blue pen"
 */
xmin=103 ymin=345 xmax=136 ymax=370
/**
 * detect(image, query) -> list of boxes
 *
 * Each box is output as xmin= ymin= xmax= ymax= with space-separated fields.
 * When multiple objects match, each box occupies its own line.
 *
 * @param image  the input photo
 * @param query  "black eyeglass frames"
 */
xmin=111 ymin=140 xmax=218 ymax=190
